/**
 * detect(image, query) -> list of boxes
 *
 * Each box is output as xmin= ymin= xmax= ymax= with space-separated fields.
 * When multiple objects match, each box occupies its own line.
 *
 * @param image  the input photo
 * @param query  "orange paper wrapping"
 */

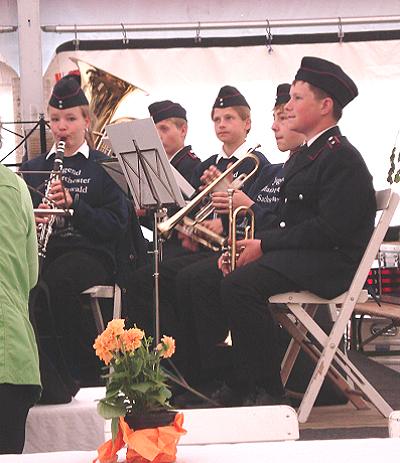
xmin=94 ymin=413 xmax=186 ymax=463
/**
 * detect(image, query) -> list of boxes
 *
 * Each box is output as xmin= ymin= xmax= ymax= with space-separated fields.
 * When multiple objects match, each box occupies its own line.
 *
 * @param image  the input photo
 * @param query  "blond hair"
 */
xmin=211 ymin=105 xmax=251 ymax=134
xmin=167 ymin=117 xmax=187 ymax=129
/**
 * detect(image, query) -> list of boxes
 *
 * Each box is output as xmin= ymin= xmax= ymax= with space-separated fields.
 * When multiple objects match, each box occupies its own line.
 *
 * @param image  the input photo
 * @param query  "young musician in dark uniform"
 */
xmin=190 ymin=85 xmax=268 ymax=194
xmin=143 ymin=100 xmax=201 ymax=259
xmin=148 ymin=100 xmax=201 ymax=183
xmin=206 ymin=57 xmax=375 ymax=406
xmin=170 ymin=84 xmax=307 ymax=397
xmin=127 ymin=85 xmax=269 ymax=345
xmin=22 ymin=75 xmax=129 ymax=384
xmin=209 ymin=83 xmax=302 ymax=231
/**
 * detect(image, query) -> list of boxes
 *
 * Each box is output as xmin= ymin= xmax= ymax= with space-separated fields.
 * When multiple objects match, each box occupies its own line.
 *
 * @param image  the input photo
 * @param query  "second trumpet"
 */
xmin=157 ymin=145 xmax=260 ymax=245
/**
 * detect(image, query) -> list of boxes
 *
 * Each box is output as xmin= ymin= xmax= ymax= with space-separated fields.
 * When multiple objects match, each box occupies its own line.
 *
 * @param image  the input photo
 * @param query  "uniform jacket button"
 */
xmin=298 ymin=193 xmax=303 ymax=200
xmin=284 ymin=198 xmax=288 ymax=203
xmin=279 ymin=221 xmax=286 ymax=228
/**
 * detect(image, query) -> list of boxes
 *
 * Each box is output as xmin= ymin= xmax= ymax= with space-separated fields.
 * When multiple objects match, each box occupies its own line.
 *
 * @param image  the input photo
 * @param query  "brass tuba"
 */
xmin=69 ymin=57 xmax=146 ymax=153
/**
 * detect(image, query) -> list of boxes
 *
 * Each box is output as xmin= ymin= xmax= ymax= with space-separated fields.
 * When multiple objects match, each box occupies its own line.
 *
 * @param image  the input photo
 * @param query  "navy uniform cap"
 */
xmin=148 ymin=100 xmax=187 ymax=124
xmin=49 ymin=75 xmax=89 ymax=110
xmin=213 ymin=85 xmax=250 ymax=110
xmin=294 ymin=56 xmax=358 ymax=108
xmin=275 ymin=83 xmax=291 ymax=107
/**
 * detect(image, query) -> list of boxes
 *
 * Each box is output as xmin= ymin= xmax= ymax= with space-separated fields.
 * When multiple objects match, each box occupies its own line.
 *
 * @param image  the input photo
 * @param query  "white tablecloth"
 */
xmin=2 ymin=438 xmax=400 ymax=463
xmin=23 ymin=387 xmax=105 ymax=453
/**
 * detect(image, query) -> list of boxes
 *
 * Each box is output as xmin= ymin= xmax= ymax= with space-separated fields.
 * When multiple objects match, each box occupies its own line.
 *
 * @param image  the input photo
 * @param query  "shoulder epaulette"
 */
xmin=326 ymin=135 xmax=342 ymax=149
xmin=187 ymin=150 xmax=199 ymax=161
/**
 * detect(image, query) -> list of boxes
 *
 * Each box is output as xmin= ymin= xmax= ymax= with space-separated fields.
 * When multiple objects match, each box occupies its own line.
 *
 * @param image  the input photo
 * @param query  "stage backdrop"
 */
xmin=44 ymin=38 xmax=400 ymax=222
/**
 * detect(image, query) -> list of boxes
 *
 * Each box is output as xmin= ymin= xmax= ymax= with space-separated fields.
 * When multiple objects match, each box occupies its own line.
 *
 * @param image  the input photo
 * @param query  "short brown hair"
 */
xmin=273 ymin=103 xmax=286 ymax=113
xmin=306 ymin=83 xmax=343 ymax=121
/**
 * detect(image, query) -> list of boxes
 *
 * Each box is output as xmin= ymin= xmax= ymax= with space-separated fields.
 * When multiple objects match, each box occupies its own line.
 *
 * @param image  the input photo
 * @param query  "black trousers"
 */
xmin=175 ymin=255 xmax=301 ymax=395
xmin=0 ymin=384 xmax=40 ymax=454
xmin=129 ymin=250 xmax=299 ymax=396
xmin=127 ymin=251 xmax=213 ymax=372
xmin=174 ymin=255 xmax=229 ymax=384
xmin=37 ymin=250 xmax=113 ymax=381
xmin=220 ymin=262 xmax=300 ymax=396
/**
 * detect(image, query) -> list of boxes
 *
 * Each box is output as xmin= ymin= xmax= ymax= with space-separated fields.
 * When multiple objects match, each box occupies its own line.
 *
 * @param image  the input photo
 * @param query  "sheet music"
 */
xmin=105 ymin=118 xmax=185 ymax=209
xmin=170 ymin=164 xmax=195 ymax=199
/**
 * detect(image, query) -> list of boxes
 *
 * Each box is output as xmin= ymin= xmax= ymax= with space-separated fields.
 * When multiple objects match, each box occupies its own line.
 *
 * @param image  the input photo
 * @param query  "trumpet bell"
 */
xmin=175 ymin=217 xmax=226 ymax=252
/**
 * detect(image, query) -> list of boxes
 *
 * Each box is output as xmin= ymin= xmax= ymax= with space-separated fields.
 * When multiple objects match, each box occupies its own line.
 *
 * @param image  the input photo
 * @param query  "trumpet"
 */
xmin=157 ymin=145 xmax=260 ymax=247
xmin=175 ymin=217 xmax=226 ymax=252
xmin=221 ymin=188 xmax=255 ymax=272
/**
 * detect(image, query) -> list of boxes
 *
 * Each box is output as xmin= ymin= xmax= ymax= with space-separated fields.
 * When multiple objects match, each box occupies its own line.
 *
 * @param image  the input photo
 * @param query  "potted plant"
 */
xmin=93 ymin=319 xmax=186 ymax=463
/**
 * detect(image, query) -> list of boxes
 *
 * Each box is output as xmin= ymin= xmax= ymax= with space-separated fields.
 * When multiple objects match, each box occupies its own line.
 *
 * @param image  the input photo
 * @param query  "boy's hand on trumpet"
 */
xmin=211 ymin=190 xmax=254 ymax=214
xmin=218 ymin=238 xmax=263 ymax=276
xmin=235 ymin=239 xmax=263 ymax=268
xmin=199 ymin=164 xmax=233 ymax=191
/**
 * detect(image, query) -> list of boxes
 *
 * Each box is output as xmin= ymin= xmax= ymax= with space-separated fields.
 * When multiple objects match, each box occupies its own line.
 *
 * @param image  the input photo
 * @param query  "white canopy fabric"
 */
xmin=44 ymin=39 xmax=400 ymax=217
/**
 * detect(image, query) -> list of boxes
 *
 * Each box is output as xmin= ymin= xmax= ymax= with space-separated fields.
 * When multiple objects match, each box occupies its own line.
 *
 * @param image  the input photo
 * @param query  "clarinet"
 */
xmin=37 ymin=139 xmax=66 ymax=267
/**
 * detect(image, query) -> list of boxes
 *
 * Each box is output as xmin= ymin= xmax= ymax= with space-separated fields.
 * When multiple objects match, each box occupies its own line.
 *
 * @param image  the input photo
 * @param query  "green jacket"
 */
xmin=0 ymin=165 xmax=41 ymax=387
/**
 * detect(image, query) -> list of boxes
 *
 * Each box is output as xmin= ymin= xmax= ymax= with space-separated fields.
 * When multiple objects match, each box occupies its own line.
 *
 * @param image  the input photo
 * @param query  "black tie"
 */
xmin=217 ymin=156 xmax=237 ymax=172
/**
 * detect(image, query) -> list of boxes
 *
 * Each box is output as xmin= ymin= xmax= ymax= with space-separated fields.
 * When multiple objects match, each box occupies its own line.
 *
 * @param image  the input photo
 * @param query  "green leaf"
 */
xmin=106 ymin=381 xmax=123 ymax=394
xmin=104 ymin=391 xmax=119 ymax=403
xmin=129 ymin=356 xmax=144 ymax=378
xmin=107 ymin=371 xmax=129 ymax=381
xmin=111 ymin=417 xmax=120 ymax=442
xmin=151 ymin=387 xmax=171 ymax=406
xmin=127 ymin=382 xmax=154 ymax=394
xmin=97 ymin=400 xmax=126 ymax=420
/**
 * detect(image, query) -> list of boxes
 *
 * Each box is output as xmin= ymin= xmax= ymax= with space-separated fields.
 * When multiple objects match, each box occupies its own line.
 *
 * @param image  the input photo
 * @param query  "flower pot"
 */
xmin=125 ymin=409 xmax=177 ymax=430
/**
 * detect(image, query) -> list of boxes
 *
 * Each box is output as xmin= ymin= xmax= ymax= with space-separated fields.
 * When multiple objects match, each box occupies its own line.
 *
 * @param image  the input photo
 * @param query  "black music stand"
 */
xmin=106 ymin=118 xmax=185 ymax=344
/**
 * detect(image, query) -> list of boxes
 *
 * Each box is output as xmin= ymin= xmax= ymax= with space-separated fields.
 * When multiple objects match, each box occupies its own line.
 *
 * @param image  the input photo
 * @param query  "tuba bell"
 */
xmin=69 ymin=57 xmax=147 ymax=153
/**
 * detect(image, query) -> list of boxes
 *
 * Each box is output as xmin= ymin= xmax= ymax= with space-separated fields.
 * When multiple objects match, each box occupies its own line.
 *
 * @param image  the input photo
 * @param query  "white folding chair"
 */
xmin=268 ymin=189 xmax=399 ymax=423
xmin=389 ymin=410 xmax=400 ymax=438
xmin=81 ymin=283 xmax=122 ymax=334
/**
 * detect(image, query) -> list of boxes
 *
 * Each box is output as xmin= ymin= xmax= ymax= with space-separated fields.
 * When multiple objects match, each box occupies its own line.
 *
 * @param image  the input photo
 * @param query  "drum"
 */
xmin=378 ymin=242 xmax=400 ymax=304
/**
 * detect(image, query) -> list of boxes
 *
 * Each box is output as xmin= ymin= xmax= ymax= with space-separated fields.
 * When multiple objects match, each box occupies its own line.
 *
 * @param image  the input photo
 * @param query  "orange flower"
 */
xmin=156 ymin=335 xmax=175 ymax=358
xmin=93 ymin=333 xmax=114 ymax=365
xmin=106 ymin=319 xmax=125 ymax=337
xmin=93 ymin=326 xmax=122 ymax=365
xmin=121 ymin=328 xmax=144 ymax=352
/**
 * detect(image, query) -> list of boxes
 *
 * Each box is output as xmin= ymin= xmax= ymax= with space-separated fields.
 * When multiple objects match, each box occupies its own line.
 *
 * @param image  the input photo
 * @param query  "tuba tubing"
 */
xmin=157 ymin=145 xmax=260 ymax=239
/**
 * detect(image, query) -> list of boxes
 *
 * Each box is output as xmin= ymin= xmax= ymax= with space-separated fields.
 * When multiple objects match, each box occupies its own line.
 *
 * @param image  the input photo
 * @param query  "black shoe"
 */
xmin=242 ymin=387 xmax=292 ymax=407
xmin=171 ymin=380 xmax=223 ymax=409
xmin=210 ymin=383 xmax=243 ymax=407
